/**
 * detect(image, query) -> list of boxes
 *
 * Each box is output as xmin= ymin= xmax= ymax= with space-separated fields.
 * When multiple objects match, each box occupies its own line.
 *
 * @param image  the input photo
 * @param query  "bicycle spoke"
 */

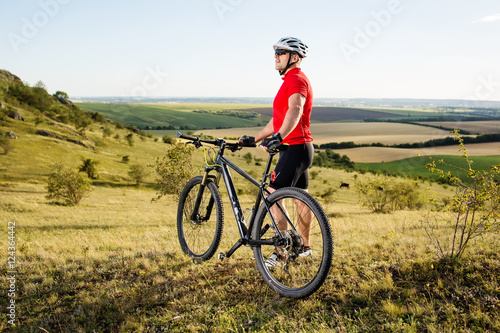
xmin=253 ymin=188 xmax=333 ymax=298
xmin=177 ymin=177 xmax=224 ymax=261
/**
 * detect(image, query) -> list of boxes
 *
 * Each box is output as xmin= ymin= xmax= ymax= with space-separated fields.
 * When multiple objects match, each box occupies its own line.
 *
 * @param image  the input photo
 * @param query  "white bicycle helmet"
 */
xmin=273 ymin=37 xmax=308 ymax=58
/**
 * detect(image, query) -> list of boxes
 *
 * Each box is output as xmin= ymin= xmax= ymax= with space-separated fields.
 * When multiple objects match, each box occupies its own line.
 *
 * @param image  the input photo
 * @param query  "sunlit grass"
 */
xmin=1 ymin=180 xmax=499 ymax=332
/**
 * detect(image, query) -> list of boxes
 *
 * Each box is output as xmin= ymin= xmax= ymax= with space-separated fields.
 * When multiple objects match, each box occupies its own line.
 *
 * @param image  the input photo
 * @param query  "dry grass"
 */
xmin=1 ymin=111 xmax=499 ymax=331
xmin=1 ymin=177 xmax=499 ymax=332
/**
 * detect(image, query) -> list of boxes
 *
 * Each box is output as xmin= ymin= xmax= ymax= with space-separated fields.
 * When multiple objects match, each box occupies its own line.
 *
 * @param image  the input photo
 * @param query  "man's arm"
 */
xmin=276 ymin=93 xmax=305 ymax=139
xmin=255 ymin=119 xmax=274 ymax=143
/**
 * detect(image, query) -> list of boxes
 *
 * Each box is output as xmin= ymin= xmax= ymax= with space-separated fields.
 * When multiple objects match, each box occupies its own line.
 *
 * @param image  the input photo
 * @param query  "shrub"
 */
xmin=102 ymin=127 xmax=112 ymax=138
xmin=128 ymin=164 xmax=148 ymax=185
xmin=152 ymin=143 xmax=195 ymax=200
xmin=46 ymin=163 xmax=92 ymax=206
xmin=162 ymin=135 xmax=175 ymax=144
xmin=425 ymin=131 xmax=500 ymax=259
xmin=243 ymin=152 xmax=253 ymax=165
xmin=125 ymin=133 xmax=134 ymax=146
xmin=0 ymin=133 xmax=12 ymax=155
xmin=356 ymin=176 xmax=424 ymax=213
xmin=78 ymin=158 xmax=99 ymax=179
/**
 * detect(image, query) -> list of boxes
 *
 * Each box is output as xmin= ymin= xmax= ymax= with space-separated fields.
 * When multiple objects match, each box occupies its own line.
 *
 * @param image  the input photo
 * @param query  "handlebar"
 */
xmin=177 ymin=131 xmax=255 ymax=151
xmin=176 ymin=131 xmax=287 ymax=152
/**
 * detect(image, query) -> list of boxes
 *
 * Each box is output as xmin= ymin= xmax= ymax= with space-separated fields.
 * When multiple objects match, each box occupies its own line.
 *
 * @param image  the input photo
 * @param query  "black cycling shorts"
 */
xmin=269 ymin=142 xmax=314 ymax=190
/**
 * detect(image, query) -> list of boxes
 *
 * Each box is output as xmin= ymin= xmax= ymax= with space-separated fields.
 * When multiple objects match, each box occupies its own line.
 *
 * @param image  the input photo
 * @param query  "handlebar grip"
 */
xmin=177 ymin=131 xmax=198 ymax=141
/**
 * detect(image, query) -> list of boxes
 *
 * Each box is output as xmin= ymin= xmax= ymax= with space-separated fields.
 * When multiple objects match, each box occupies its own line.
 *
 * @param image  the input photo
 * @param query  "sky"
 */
xmin=1 ymin=0 xmax=500 ymax=101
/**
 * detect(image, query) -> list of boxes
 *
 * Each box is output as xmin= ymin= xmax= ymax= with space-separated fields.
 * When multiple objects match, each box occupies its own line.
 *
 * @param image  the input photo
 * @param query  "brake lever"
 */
xmin=185 ymin=140 xmax=202 ymax=148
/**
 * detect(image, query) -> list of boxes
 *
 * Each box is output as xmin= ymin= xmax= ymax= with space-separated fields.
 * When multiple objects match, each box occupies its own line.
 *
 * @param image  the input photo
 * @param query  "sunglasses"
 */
xmin=275 ymin=49 xmax=290 ymax=56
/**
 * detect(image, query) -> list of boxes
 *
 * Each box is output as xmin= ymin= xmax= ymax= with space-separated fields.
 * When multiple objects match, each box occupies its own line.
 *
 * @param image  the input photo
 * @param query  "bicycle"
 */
xmin=176 ymin=132 xmax=333 ymax=298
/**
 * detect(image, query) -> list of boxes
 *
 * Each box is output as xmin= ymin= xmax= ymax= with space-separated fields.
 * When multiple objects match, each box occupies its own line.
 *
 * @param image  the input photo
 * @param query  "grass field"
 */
xmin=336 ymin=142 xmax=500 ymax=163
xmin=191 ymin=122 xmax=456 ymax=146
xmin=419 ymin=121 xmax=500 ymax=135
xmin=1 ymin=173 xmax=499 ymax=331
xmin=2 ymin=100 xmax=500 ymax=331
xmin=77 ymin=103 xmax=272 ymax=130
xmin=77 ymin=102 xmax=459 ymax=131
xmin=357 ymin=154 xmax=500 ymax=181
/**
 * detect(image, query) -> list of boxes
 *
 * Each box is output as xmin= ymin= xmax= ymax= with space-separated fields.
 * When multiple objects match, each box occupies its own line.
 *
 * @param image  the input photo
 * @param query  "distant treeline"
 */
xmin=312 ymin=149 xmax=355 ymax=170
xmin=315 ymin=133 xmax=500 ymax=150
xmin=193 ymin=109 xmax=259 ymax=119
xmin=364 ymin=115 xmax=500 ymax=123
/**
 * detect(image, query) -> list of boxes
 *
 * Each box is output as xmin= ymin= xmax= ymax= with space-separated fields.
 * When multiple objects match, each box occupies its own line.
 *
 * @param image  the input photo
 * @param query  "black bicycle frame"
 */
xmin=190 ymin=141 xmax=287 ymax=258
xmin=177 ymin=131 xmax=299 ymax=259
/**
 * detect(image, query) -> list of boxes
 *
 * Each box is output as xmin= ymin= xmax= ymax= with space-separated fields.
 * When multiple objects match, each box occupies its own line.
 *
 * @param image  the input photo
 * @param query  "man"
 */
xmin=239 ymin=37 xmax=314 ymax=266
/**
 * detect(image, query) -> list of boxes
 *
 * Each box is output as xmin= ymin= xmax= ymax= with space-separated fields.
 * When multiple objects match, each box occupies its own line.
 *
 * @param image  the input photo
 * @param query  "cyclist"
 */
xmin=239 ymin=37 xmax=314 ymax=267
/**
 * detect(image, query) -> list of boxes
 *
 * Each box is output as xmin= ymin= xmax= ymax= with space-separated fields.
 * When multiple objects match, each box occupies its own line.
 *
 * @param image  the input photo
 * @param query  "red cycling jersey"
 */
xmin=272 ymin=67 xmax=313 ymax=145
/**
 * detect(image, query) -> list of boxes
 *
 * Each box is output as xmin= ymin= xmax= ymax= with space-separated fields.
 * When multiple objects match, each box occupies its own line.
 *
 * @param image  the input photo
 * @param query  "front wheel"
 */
xmin=177 ymin=176 xmax=224 ymax=261
xmin=252 ymin=187 xmax=333 ymax=298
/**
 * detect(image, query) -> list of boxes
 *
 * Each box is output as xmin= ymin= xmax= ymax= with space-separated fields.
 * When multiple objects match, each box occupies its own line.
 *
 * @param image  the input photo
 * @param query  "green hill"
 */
xmin=358 ymin=155 xmax=500 ymax=182
xmin=0 ymin=69 xmax=171 ymax=184
xmin=77 ymin=102 xmax=272 ymax=131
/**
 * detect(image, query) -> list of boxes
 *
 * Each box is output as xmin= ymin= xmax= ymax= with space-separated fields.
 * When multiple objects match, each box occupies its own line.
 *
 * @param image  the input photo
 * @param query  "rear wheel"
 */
xmin=252 ymin=187 xmax=333 ymax=298
xmin=177 ymin=176 xmax=224 ymax=261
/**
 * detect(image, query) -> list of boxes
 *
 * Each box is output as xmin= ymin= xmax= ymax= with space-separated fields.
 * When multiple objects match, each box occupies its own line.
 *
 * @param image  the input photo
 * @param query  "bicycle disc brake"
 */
xmin=275 ymin=230 xmax=303 ymax=261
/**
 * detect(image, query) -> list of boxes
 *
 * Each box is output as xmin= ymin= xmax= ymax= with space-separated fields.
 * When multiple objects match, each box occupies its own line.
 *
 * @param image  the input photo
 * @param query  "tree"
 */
xmin=153 ymin=143 xmax=195 ymax=200
xmin=79 ymin=158 xmax=99 ymax=179
xmin=53 ymin=91 xmax=69 ymax=100
xmin=125 ymin=133 xmax=134 ymax=146
xmin=46 ymin=163 xmax=92 ymax=206
xmin=128 ymin=164 xmax=148 ymax=185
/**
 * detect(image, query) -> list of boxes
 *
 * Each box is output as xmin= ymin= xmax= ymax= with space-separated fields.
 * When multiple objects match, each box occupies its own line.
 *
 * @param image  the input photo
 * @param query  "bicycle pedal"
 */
xmin=218 ymin=252 xmax=226 ymax=261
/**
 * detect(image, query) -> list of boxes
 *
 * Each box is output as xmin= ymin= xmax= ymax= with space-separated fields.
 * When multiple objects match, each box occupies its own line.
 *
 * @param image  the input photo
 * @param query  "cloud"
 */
xmin=477 ymin=13 xmax=500 ymax=22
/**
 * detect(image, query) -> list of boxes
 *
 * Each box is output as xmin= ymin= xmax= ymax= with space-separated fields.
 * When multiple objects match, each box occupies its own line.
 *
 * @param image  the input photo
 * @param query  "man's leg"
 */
xmin=295 ymin=190 xmax=313 ymax=247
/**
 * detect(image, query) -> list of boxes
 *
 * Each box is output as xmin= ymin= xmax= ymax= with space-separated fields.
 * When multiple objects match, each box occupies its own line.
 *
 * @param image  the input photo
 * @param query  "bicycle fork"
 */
xmin=190 ymin=171 xmax=220 ymax=222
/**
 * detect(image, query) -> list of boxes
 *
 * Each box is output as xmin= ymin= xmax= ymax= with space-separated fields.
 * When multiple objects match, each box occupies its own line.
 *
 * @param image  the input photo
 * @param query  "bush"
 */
xmin=0 ymin=133 xmax=12 ymax=154
xmin=46 ymin=163 xmax=92 ymax=206
xmin=153 ymin=143 xmax=195 ymax=200
xmin=162 ymin=135 xmax=175 ymax=144
xmin=128 ymin=164 xmax=148 ymax=185
xmin=356 ymin=176 xmax=424 ymax=213
xmin=78 ymin=158 xmax=99 ymax=179
xmin=243 ymin=152 xmax=253 ymax=165
xmin=125 ymin=133 xmax=134 ymax=146
xmin=425 ymin=131 xmax=500 ymax=259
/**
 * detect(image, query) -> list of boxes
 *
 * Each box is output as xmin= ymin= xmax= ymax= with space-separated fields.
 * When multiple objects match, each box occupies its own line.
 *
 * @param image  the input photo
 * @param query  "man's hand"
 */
xmin=238 ymin=135 xmax=256 ymax=147
xmin=260 ymin=133 xmax=283 ymax=151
